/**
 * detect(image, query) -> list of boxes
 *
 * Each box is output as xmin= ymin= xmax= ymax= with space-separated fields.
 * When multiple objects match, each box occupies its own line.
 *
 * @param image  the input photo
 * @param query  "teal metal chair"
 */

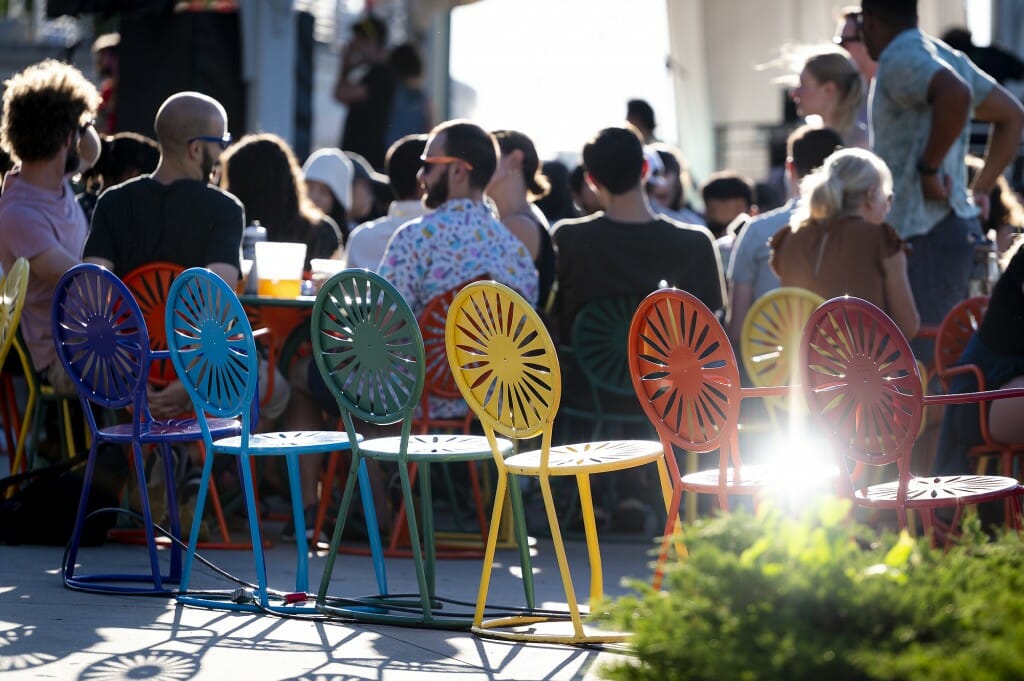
xmin=313 ymin=270 xmax=533 ymax=629
xmin=165 ymin=267 xmax=363 ymax=614
xmin=559 ymin=296 xmax=651 ymax=441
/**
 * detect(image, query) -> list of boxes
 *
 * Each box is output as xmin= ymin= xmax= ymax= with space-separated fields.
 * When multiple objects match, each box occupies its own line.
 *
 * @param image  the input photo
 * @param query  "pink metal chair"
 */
xmin=799 ymin=296 xmax=1024 ymax=543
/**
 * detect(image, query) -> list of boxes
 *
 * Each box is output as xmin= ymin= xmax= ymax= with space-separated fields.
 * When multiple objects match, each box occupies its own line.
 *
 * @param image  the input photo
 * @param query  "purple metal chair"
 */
xmin=53 ymin=264 xmax=241 ymax=594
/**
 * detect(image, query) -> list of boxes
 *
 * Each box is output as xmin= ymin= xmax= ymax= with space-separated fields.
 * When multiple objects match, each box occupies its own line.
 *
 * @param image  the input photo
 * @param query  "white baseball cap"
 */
xmin=302 ymin=148 xmax=354 ymax=212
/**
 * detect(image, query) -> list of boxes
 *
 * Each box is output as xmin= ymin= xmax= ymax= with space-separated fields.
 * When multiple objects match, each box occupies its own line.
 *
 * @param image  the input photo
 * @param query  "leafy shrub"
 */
xmin=594 ymin=501 xmax=1024 ymax=681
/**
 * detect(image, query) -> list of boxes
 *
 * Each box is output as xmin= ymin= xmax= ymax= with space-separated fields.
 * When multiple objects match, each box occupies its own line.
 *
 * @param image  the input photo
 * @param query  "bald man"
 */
xmin=85 ymin=91 xmax=243 ymax=284
xmin=84 ymin=92 xmax=268 ymax=422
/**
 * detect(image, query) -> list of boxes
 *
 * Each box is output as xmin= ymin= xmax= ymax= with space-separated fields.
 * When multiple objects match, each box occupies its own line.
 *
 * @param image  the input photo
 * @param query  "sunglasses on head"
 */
xmin=188 ymin=133 xmax=233 ymax=150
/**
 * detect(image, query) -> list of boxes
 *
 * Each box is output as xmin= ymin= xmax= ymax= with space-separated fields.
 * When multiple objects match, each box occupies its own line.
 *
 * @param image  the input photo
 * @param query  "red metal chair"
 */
xmin=800 ymin=296 xmax=1024 ymax=544
xmin=628 ymin=288 xmax=816 ymax=588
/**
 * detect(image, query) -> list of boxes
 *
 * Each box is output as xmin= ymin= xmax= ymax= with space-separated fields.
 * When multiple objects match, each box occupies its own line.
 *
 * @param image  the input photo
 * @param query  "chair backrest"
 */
xmin=0 ymin=258 xmax=29 ymax=368
xmin=419 ymin=280 xmax=481 ymax=403
xmin=628 ymin=287 xmax=742 ymax=453
xmin=934 ymin=295 xmax=988 ymax=388
xmin=165 ymin=268 xmax=258 ymax=428
xmin=799 ymin=296 xmax=923 ymax=479
xmin=310 ymin=269 xmax=424 ymax=426
xmin=123 ymin=262 xmax=185 ymax=387
xmin=741 ymin=286 xmax=824 ymax=388
xmin=51 ymin=264 xmax=150 ymax=411
xmin=570 ymin=296 xmax=642 ymax=399
xmin=445 ymin=280 xmax=560 ymax=441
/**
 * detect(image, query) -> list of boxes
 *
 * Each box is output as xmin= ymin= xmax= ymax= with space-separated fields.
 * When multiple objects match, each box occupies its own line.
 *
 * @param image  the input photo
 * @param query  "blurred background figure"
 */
xmin=487 ymin=129 xmax=557 ymax=311
xmin=626 ymin=98 xmax=657 ymax=143
xmin=569 ymin=163 xmax=603 ymax=216
xmin=345 ymin=133 xmax=429 ymax=270
xmin=942 ymin=27 xmax=1024 ymax=86
xmin=334 ymin=13 xmax=394 ymax=171
xmin=533 ymin=159 xmax=574 ymax=225
xmin=967 ymin=154 xmax=1024 ymax=259
xmin=385 ymin=42 xmax=432 ymax=148
xmin=790 ymin=49 xmax=868 ymax=147
xmin=92 ymin=32 xmax=120 ymax=134
xmin=220 ymin=133 xmax=342 ymax=269
xmin=303 ymin=147 xmax=354 ymax=246
xmin=646 ymin=142 xmax=705 ymax=225
xmin=78 ymin=132 xmax=159 ymax=223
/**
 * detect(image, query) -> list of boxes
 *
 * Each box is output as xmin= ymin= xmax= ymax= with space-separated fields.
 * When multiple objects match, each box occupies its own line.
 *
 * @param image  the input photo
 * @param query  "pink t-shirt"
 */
xmin=0 ymin=171 xmax=88 ymax=371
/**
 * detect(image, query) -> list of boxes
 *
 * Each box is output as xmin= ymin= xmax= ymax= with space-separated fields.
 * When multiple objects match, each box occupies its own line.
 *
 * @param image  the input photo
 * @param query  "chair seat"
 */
xmin=856 ymin=475 xmax=1023 ymax=508
xmin=99 ymin=417 xmax=240 ymax=443
xmin=212 ymin=430 xmax=358 ymax=455
xmin=680 ymin=463 xmax=839 ymax=493
xmin=359 ymin=433 xmax=513 ymax=462
xmin=504 ymin=440 xmax=663 ymax=476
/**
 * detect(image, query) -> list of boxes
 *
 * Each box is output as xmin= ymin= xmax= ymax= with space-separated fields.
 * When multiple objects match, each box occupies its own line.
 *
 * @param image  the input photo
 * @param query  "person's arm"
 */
xmin=882 ymin=250 xmax=921 ymax=340
xmin=31 ymin=245 xmax=80 ymax=289
xmin=968 ymin=84 xmax=1024 ymax=220
xmin=918 ymin=68 xmax=972 ymax=202
xmin=333 ymin=43 xmax=370 ymax=105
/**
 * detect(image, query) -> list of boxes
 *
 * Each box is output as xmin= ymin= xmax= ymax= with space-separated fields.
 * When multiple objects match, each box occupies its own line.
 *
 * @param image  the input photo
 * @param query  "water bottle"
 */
xmin=241 ymin=220 xmax=266 ymax=294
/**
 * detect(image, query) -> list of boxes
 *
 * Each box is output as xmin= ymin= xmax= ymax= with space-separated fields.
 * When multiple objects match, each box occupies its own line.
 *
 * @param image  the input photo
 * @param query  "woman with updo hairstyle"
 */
xmin=485 ymin=129 xmax=556 ymax=309
xmin=770 ymin=147 xmax=920 ymax=337
xmin=791 ymin=50 xmax=868 ymax=148
xmin=219 ymin=133 xmax=342 ymax=269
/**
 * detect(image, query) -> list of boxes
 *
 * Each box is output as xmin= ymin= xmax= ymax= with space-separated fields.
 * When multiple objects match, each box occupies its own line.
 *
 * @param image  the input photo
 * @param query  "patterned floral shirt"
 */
xmin=378 ymin=197 xmax=539 ymax=417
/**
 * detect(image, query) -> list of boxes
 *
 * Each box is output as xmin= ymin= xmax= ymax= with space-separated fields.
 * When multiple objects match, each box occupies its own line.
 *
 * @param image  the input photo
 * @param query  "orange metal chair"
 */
xmin=628 ymin=288 xmax=829 ymax=588
xmin=800 ymin=296 xmax=1024 ymax=544
xmin=123 ymin=262 xmax=266 ymax=549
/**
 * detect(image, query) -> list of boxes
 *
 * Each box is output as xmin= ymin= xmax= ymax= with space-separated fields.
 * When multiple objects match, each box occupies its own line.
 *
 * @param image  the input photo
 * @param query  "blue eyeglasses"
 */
xmin=188 ymin=133 xmax=232 ymax=150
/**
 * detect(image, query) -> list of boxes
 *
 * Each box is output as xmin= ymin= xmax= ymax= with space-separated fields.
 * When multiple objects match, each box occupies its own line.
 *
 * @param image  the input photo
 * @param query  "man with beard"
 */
xmin=378 ymin=119 xmax=538 ymax=313
xmin=0 ymin=59 xmax=100 ymax=392
xmin=85 ymin=92 xmax=264 ymax=424
xmin=85 ymin=91 xmax=242 ymax=284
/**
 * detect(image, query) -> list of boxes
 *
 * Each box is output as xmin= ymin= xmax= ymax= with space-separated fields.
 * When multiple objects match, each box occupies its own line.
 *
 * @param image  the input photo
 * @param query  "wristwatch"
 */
xmin=916 ymin=160 xmax=939 ymax=176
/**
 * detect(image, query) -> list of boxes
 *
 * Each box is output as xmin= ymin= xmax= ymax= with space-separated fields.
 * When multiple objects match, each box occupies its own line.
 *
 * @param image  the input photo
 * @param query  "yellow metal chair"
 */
xmin=0 ymin=258 xmax=28 ymax=479
xmin=445 ymin=281 xmax=671 ymax=644
xmin=740 ymin=287 xmax=824 ymax=423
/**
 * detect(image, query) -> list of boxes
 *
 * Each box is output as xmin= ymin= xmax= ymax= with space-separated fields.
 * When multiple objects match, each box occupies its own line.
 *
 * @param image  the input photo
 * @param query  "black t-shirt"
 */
xmin=550 ymin=213 xmax=725 ymax=342
xmin=85 ymin=176 xmax=244 ymax=278
xmin=340 ymin=64 xmax=395 ymax=171
xmin=978 ymin=246 xmax=1024 ymax=357
xmin=303 ymin=216 xmax=343 ymax=269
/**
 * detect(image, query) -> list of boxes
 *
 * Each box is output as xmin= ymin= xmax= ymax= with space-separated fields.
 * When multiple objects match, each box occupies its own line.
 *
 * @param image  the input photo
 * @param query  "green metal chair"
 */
xmin=559 ymin=296 xmax=651 ymax=441
xmin=313 ymin=270 xmax=533 ymax=629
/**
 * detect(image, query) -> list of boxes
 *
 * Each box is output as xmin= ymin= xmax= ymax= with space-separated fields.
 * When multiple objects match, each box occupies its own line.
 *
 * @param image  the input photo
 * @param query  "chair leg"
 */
xmin=653 ymin=484 xmax=684 ymax=591
xmin=179 ymin=445 xmax=216 ymax=595
xmin=63 ymin=440 xmax=100 ymax=586
xmin=240 ymin=453 xmax=271 ymax=608
xmin=473 ymin=468 xmax=508 ymax=628
xmin=506 ymin=473 xmax=535 ymax=609
xmin=284 ymin=452 xmax=309 ymax=594
xmin=396 ymin=457 xmax=433 ymax=621
xmin=576 ymin=473 xmax=604 ymax=604
xmin=539 ymin=474 xmax=585 ymax=640
xmin=160 ymin=444 xmax=182 ymax=582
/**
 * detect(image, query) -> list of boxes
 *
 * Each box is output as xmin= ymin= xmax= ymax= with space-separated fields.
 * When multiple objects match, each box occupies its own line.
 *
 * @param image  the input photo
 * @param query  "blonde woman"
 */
xmin=791 ymin=50 xmax=869 ymax=148
xmin=770 ymin=147 xmax=920 ymax=338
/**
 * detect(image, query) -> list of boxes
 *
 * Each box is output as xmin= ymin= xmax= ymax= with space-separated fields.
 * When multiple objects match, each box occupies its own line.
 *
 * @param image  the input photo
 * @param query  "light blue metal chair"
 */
xmin=53 ymin=264 xmax=241 ymax=594
xmin=165 ymin=267 xmax=364 ymax=613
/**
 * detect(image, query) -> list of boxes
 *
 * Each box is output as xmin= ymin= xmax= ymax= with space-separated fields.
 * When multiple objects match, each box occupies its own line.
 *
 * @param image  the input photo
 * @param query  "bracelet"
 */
xmin=916 ymin=160 xmax=939 ymax=176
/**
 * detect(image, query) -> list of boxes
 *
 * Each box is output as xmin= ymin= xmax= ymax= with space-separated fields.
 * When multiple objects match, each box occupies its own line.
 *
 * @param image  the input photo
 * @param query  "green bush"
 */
xmin=594 ymin=501 xmax=1024 ymax=681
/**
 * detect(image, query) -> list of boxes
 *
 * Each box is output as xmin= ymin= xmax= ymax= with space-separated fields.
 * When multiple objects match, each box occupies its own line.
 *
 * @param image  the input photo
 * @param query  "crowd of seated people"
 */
xmin=2 ymin=0 xmax=1024 ymax=544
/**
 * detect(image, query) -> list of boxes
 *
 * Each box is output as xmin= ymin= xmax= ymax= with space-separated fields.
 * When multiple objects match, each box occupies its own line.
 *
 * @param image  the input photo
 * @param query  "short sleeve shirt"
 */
xmin=377 ymin=198 xmax=538 ymax=418
xmin=85 ymin=176 xmax=244 ymax=278
xmin=871 ymin=28 xmax=996 ymax=239
xmin=728 ymin=200 xmax=793 ymax=300
xmin=0 ymin=172 xmax=88 ymax=371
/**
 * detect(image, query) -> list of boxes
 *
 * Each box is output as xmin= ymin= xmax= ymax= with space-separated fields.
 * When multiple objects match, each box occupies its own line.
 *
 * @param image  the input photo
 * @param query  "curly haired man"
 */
xmin=0 ymin=59 xmax=100 ymax=392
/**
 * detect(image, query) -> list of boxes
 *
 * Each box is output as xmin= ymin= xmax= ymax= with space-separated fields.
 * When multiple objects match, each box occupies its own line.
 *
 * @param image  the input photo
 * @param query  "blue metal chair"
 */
xmin=312 ymin=270 xmax=532 ymax=629
xmin=53 ymin=264 xmax=241 ymax=594
xmin=165 ymin=267 xmax=361 ymax=614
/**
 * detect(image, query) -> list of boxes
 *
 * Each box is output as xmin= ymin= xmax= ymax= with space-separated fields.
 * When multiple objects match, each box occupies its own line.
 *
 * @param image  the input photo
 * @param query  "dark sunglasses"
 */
xmin=419 ymin=155 xmax=474 ymax=172
xmin=188 ymin=133 xmax=233 ymax=150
